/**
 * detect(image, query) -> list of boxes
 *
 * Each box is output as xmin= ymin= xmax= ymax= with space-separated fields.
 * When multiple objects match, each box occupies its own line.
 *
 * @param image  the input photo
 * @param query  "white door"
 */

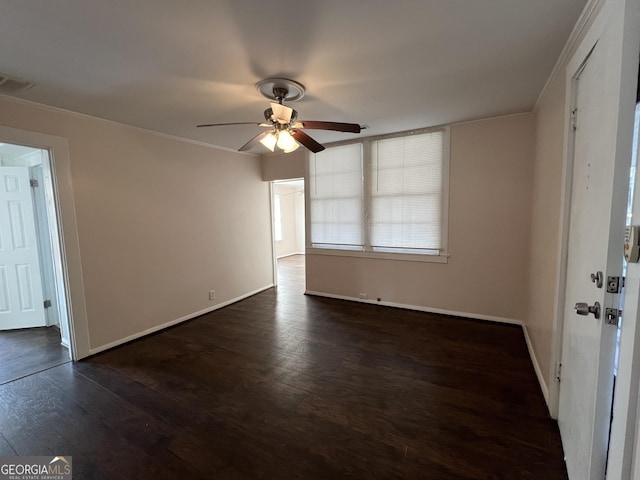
xmin=557 ymin=1 xmax=637 ymax=478
xmin=0 ymin=166 xmax=46 ymax=329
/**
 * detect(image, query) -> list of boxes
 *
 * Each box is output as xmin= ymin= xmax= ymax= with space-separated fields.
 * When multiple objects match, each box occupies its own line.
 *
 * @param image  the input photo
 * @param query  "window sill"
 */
xmin=306 ymin=247 xmax=449 ymax=263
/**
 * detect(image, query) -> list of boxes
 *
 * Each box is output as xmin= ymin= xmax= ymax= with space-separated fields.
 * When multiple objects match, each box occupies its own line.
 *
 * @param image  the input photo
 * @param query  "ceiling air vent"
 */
xmin=0 ymin=74 xmax=34 ymax=94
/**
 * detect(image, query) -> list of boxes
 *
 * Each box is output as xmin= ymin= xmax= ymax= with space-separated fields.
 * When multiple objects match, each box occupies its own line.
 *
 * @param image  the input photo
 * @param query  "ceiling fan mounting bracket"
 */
xmin=256 ymin=78 xmax=305 ymax=102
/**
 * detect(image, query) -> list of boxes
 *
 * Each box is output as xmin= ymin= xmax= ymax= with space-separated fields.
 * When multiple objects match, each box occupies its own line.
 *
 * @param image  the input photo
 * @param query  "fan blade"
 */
xmin=197 ymin=122 xmax=270 ymax=128
xmin=271 ymin=102 xmax=293 ymax=124
xmin=291 ymin=129 xmax=325 ymax=153
xmin=238 ymin=131 xmax=271 ymax=152
xmin=293 ymin=121 xmax=362 ymax=133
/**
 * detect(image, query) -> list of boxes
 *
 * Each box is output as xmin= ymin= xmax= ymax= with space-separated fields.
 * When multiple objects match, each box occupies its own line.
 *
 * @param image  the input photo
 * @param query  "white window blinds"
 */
xmin=370 ymin=131 xmax=444 ymax=252
xmin=309 ymin=143 xmax=363 ymax=248
xmin=307 ymin=128 xmax=448 ymax=257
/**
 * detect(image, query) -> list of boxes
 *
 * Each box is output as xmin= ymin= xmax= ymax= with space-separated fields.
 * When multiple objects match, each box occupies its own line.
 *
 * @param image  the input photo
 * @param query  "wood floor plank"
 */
xmin=0 ymin=326 xmax=70 ymax=385
xmin=0 ymin=432 xmax=16 ymax=456
xmin=0 ymin=255 xmax=567 ymax=479
xmin=42 ymin=365 xmax=176 ymax=456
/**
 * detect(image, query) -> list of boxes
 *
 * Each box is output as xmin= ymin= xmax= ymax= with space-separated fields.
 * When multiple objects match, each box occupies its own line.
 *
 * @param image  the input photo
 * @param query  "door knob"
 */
xmin=574 ymin=301 xmax=601 ymax=319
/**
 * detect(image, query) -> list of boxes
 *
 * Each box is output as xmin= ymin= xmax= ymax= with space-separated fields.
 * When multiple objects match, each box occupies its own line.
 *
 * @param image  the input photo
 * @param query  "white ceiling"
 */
xmin=0 ymin=0 xmax=587 ymax=153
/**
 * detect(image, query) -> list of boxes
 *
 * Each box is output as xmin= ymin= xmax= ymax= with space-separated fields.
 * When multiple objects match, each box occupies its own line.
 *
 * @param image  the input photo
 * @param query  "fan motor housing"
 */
xmin=264 ymin=107 xmax=298 ymax=124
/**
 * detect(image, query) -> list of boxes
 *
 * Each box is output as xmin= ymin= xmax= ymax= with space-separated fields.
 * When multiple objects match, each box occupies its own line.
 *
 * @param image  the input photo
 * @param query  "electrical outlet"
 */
xmin=359 ymin=293 xmax=368 ymax=299
xmin=209 ymin=290 xmax=216 ymax=301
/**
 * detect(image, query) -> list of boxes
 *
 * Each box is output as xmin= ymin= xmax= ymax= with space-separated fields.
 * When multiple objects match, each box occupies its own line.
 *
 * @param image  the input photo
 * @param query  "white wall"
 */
xmin=526 ymin=0 xmax=605 ymax=398
xmin=295 ymin=190 xmax=305 ymax=253
xmin=306 ymin=113 xmax=535 ymax=322
xmin=274 ymin=182 xmax=304 ymax=258
xmin=262 ymin=150 xmax=306 ymax=181
xmin=527 ymin=72 xmax=567 ymax=395
xmin=0 ymin=96 xmax=274 ymax=356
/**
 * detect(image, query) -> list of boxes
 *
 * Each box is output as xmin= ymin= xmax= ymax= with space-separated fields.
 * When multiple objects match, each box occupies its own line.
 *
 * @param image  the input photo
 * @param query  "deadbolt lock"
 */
xmin=590 ymin=271 xmax=603 ymax=288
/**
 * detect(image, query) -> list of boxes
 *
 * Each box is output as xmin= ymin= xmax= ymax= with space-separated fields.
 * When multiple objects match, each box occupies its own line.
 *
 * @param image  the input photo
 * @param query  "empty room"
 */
xmin=1 ymin=1 xmax=640 ymax=479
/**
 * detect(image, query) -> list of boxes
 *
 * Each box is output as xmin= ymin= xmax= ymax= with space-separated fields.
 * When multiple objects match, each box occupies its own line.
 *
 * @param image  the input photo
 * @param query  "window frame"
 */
xmin=305 ymin=126 xmax=450 ymax=263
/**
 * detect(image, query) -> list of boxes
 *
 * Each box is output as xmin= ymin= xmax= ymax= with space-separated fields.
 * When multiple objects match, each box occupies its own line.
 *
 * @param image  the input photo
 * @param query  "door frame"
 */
xmin=0 ymin=126 xmax=90 ymax=360
xmin=270 ymin=178 xmax=306 ymax=288
xmin=269 ymin=181 xmax=278 ymax=288
xmin=30 ymin=162 xmax=62 ymax=330
xmin=548 ymin=0 xmax=640 ymax=476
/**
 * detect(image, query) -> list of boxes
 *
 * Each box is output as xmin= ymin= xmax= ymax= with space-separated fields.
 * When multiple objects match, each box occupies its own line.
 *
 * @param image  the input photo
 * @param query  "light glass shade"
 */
xmin=260 ymin=132 xmax=277 ymax=152
xmin=277 ymin=130 xmax=297 ymax=151
xmin=284 ymin=141 xmax=300 ymax=153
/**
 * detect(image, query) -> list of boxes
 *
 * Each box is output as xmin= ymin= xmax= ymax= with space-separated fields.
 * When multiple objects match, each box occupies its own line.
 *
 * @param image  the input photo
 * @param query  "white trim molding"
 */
xmin=0 ymin=125 xmax=88 ymax=360
xmin=0 ymin=94 xmax=256 ymax=156
xmin=276 ymin=252 xmax=305 ymax=259
xmin=305 ymin=290 xmax=557 ymax=403
xmin=305 ymin=290 xmax=522 ymax=325
xmin=522 ymin=325 xmax=550 ymax=404
xmin=88 ymin=284 xmax=274 ymax=356
xmin=535 ymin=0 xmax=603 ymax=108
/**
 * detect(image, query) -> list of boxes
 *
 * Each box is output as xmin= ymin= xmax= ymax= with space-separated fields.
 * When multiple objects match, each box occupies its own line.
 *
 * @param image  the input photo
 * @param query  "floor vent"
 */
xmin=0 ymin=74 xmax=34 ymax=94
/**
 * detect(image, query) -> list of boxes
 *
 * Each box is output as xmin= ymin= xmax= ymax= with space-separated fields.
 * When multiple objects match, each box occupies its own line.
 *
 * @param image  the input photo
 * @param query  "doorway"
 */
xmin=0 ymin=142 xmax=72 ymax=384
xmin=271 ymin=179 xmax=305 ymax=292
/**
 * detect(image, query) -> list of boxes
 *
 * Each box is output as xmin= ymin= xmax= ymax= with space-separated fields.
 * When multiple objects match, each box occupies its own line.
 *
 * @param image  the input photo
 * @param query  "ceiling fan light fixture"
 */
xmin=283 ymin=140 xmax=300 ymax=153
xmin=277 ymin=130 xmax=297 ymax=152
xmin=260 ymin=132 xmax=277 ymax=152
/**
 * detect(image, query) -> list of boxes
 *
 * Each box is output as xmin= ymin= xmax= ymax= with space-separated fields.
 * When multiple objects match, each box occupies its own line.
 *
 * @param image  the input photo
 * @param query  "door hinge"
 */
xmin=555 ymin=362 xmax=562 ymax=382
xmin=30 ymin=178 xmax=39 ymax=188
xmin=570 ymin=108 xmax=578 ymax=130
xmin=605 ymin=308 xmax=621 ymax=326
xmin=43 ymin=299 xmax=52 ymax=308
xmin=607 ymin=276 xmax=623 ymax=294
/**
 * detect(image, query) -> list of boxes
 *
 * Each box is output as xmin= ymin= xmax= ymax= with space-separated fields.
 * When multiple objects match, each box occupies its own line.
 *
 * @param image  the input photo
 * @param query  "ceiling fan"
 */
xmin=197 ymin=78 xmax=365 ymax=154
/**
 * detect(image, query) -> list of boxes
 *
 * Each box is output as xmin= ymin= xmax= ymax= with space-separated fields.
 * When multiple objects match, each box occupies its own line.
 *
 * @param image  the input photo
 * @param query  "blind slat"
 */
xmin=308 ymin=129 xmax=445 ymax=255
xmin=370 ymin=131 xmax=444 ymax=250
xmin=309 ymin=144 xmax=363 ymax=246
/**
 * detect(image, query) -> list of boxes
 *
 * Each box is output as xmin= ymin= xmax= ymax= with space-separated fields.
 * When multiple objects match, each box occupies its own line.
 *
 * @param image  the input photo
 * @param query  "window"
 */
xmin=308 ymin=128 xmax=449 ymax=259
xmin=370 ymin=131 xmax=445 ymax=253
xmin=309 ymin=143 xmax=363 ymax=249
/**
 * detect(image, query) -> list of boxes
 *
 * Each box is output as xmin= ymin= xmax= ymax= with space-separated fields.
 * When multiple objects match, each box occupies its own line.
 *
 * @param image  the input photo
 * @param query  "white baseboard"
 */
xmin=522 ymin=324 xmax=550 ymax=404
xmin=304 ymin=290 xmax=523 ymax=326
xmin=88 ymin=285 xmax=550 ymax=409
xmin=276 ymin=252 xmax=305 ymax=259
xmin=305 ymin=290 xmax=551 ymax=403
xmin=50 ymin=323 xmax=70 ymax=348
xmin=88 ymin=284 xmax=274 ymax=356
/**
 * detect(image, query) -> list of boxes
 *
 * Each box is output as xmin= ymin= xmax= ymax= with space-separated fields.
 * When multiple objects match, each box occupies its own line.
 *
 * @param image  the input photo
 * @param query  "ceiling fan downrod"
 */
xmin=272 ymin=87 xmax=288 ymax=104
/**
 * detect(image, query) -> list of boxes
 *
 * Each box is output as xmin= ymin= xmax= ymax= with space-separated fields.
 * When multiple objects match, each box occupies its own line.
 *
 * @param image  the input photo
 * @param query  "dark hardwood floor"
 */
xmin=0 ymin=326 xmax=69 ymax=385
xmin=0 ymin=255 xmax=568 ymax=479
